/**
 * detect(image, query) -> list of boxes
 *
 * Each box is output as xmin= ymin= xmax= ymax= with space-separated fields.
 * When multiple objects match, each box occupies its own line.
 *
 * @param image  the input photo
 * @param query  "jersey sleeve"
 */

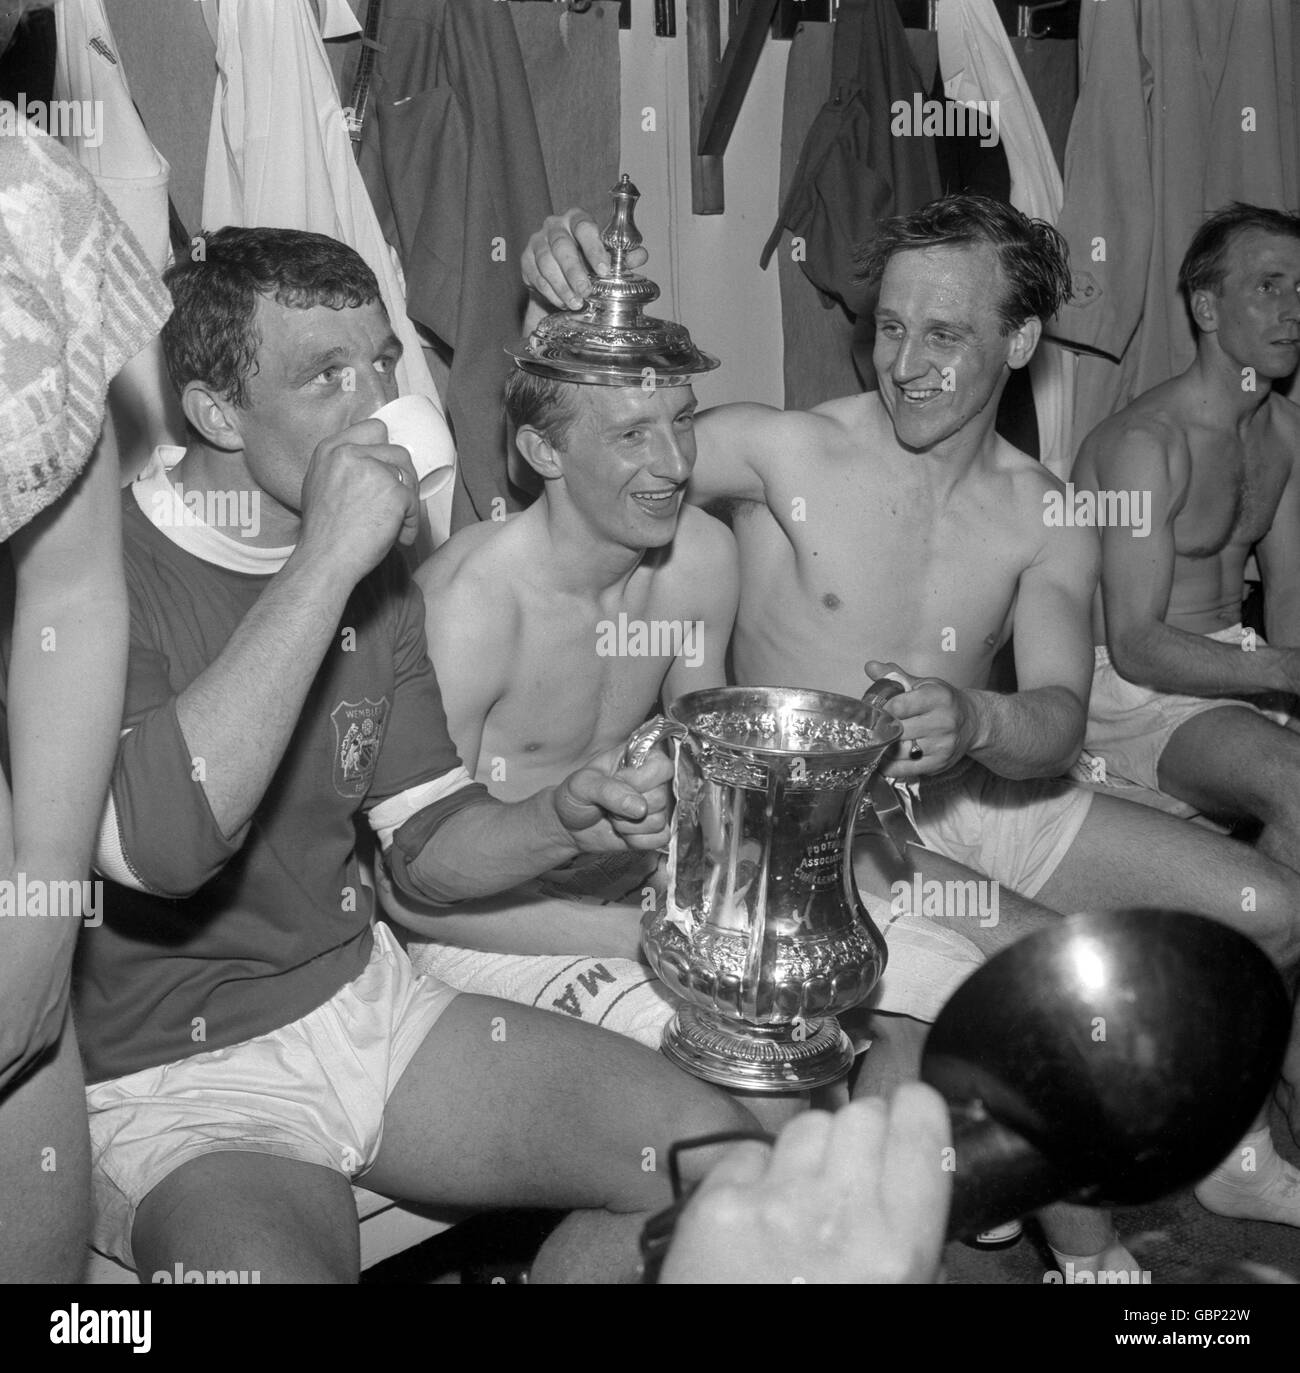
xmin=95 ymin=536 xmax=247 ymax=897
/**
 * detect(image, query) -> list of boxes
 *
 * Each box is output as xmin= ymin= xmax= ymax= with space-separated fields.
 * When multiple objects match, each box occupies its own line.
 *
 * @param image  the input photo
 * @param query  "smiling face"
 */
xmin=548 ymin=384 xmax=698 ymax=549
xmin=222 ymin=296 xmax=402 ymax=535
xmin=872 ymin=243 xmax=1037 ymax=457
xmin=1196 ymin=229 xmax=1300 ymax=380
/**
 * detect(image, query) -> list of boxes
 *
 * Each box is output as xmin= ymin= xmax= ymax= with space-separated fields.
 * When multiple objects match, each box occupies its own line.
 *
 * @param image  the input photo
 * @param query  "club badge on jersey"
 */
xmin=330 ymin=697 xmax=390 ymax=798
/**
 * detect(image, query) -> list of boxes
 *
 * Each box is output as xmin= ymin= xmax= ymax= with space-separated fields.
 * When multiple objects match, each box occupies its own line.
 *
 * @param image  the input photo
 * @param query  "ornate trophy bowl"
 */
xmin=628 ymin=684 xmax=903 ymax=1092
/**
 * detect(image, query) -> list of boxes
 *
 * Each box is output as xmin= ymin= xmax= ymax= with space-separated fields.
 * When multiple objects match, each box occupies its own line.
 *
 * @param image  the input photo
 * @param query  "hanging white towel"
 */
xmin=936 ymin=0 xmax=1076 ymax=477
xmin=201 ymin=0 xmax=456 ymax=543
xmin=53 ymin=0 xmax=185 ymax=468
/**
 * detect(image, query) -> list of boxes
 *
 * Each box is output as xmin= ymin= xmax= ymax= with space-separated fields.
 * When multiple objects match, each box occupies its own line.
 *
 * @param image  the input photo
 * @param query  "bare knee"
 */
xmin=653 ymin=1082 xmax=764 ymax=1193
xmin=1244 ymin=867 xmax=1300 ymax=969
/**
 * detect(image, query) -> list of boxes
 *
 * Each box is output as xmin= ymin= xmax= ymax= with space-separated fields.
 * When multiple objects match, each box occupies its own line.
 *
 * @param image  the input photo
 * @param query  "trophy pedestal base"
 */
xmin=660 ymin=1008 xmax=854 ymax=1093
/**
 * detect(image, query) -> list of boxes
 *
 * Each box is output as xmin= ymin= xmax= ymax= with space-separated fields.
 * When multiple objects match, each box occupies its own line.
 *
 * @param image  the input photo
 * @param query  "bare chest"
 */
xmin=478 ymin=615 xmax=676 ymax=790
xmin=731 ymin=478 xmax=1023 ymax=688
xmin=1179 ymin=436 xmax=1289 ymax=556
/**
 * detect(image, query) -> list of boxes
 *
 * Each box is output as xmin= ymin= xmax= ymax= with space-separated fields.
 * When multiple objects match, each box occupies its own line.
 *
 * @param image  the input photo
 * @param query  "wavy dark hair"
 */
xmin=161 ymin=226 xmax=383 ymax=408
xmin=1178 ymin=202 xmax=1300 ymax=305
xmin=856 ymin=194 xmax=1072 ymax=333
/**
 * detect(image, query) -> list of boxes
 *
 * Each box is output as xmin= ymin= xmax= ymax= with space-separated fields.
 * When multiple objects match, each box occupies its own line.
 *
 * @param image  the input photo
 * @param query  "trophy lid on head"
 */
xmin=508 ymin=174 xmax=719 ymax=387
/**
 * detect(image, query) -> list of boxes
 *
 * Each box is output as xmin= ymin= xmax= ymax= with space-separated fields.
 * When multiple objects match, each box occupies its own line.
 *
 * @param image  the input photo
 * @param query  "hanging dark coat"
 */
xmin=760 ymin=0 xmax=941 ymax=319
xmin=355 ymin=0 xmax=553 ymax=527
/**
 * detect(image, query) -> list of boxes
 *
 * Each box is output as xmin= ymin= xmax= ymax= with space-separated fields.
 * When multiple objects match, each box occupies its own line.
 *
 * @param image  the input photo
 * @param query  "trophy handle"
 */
xmin=858 ymin=676 xmax=917 ymax=860
xmin=861 ymin=676 xmax=906 ymax=708
xmin=621 ymin=715 xmax=688 ymax=769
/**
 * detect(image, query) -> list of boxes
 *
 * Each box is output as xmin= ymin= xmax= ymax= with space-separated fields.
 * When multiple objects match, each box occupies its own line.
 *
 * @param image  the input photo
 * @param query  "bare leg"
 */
xmin=1038 ymin=1203 xmax=1139 ymax=1278
xmin=364 ymin=993 xmax=757 ymax=1283
xmin=0 ymin=1012 xmax=90 ymax=1282
xmin=849 ymin=1012 xmax=927 ymax=1100
xmin=854 ymin=833 xmax=1064 ymax=958
xmin=132 ymin=1152 xmax=361 ymax=1283
xmin=1158 ymin=708 xmax=1300 ymax=876
xmin=1035 ymin=792 xmax=1300 ymax=967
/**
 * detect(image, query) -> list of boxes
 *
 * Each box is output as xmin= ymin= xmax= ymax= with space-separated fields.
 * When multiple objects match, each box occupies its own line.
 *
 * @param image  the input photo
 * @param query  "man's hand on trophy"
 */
xmin=659 ymin=1087 xmax=952 ymax=1285
xmin=551 ymin=745 xmax=673 ymax=854
xmin=866 ymin=659 xmax=978 ymax=780
xmin=523 ymin=206 xmax=650 ymax=311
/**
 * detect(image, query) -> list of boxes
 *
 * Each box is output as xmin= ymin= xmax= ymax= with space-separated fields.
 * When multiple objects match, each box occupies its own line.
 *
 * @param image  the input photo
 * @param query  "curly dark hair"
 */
xmin=161 ymin=226 xmax=383 ymax=408
xmin=856 ymin=194 xmax=1072 ymax=333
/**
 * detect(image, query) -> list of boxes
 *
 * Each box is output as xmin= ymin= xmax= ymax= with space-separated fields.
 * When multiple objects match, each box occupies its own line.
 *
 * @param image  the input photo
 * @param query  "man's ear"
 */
xmin=1190 ymin=287 xmax=1219 ymax=335
xmin=515 ymin=425 xmax=563 ymax=481
xmin=1005 ymin=316 xmax=1042 ymax=372
xmin=180 ymin=381 xmax=245 ymax=452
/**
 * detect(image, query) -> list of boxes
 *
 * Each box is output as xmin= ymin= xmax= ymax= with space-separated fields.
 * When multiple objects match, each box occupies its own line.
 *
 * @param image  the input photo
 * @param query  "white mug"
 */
xmin=369 ymin=394 xmax=455 ymax=500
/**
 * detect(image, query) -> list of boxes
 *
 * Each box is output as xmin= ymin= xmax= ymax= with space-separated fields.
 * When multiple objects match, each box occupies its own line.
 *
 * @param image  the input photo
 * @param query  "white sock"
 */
xmin=1048 ymin=1240 xmax=1143 ymax=1283
xmin=1195 ymin=1125 xmax=1300 ymax=1227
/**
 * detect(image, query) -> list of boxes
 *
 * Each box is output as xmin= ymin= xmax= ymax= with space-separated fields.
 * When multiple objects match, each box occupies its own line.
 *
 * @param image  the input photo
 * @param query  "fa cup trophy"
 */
xmin=628 ymin=684 xmax=903 ymax=1092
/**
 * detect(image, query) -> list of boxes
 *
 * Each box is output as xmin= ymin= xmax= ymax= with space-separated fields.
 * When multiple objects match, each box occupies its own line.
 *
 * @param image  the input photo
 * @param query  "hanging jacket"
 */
xmin=760 ymin=0 xmax=940 ymax=318
xmin=354 ymin=0 xmax=554 ymax=529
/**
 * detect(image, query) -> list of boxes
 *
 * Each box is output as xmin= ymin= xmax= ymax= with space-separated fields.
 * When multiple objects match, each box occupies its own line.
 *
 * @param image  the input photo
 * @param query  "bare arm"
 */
xmin=970 ymin=517 xmax=1099 ymax=778
xmin=0 ymin=440 xmax=127 ymax=1084
xmin=871 ymin=500 xmax=1097 ymax=781
xmin=662 ymin=511 xmax=739 ymax=702
xmin=399 ymin=746 xmax=672 ymax=902
xmin=1255 ymin=423 xmax=1300 ymax=649
xmin=1094 ymin=427 xmax=1299 ymax=695
xmin=414 ymin=547 xmax=508 ymax=779
xmin=380 ymin=875 xmax=647 ymax=960
xmin=174 ymin=422 xmax=420 ymax=840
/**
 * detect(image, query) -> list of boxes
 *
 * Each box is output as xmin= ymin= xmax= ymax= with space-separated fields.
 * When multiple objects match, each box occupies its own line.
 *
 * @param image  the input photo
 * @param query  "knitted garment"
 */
xmin=0 ymin=130 xmax=170 ymax=542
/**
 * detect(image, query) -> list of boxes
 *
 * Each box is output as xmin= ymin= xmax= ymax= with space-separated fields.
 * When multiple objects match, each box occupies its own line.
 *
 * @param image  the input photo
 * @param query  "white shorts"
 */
xmin=1074 ymin=624 xmax=1292 ymax=818
xmin=894 ymin=759 xmax=1094 ymax=898
xmin=85 ymin=921 xmax=458 ymax=1267
xmin=407 ymin=890 xmax=982 ymax=1046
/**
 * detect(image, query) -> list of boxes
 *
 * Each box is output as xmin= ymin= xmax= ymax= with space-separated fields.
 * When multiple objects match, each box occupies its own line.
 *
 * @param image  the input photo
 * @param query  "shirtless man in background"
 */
xmin=525 ymin=193 xmax=1300 ymax=1237
xmin=1071 ymin=204 xmax=1300 ymax=867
